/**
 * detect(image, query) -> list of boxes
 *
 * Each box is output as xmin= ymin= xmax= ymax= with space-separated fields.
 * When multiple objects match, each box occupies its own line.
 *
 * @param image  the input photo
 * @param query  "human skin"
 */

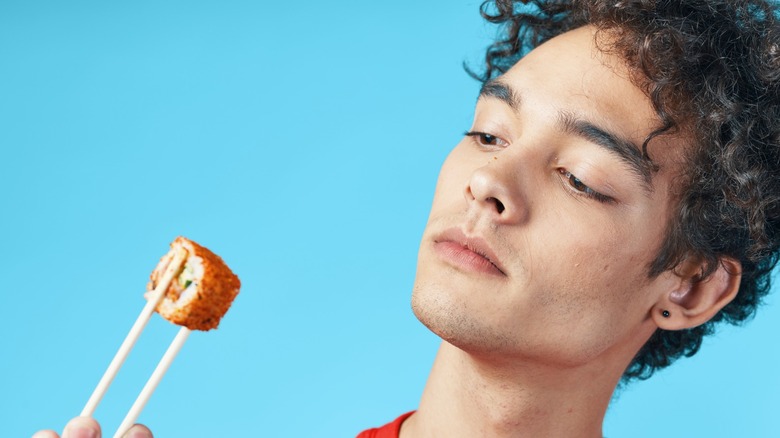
xmin=406 ymin=25 xmax=740 ymax=437
xmin=31 ymin=416 xmax=152 ymax=438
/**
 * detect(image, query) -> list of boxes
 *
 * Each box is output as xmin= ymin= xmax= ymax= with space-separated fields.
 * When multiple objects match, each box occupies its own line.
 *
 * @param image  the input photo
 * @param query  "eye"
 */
xmin=557 ymin=169 xmax=614 ymax=204
xmin=465 ymin=131 xmax=509 ymax=148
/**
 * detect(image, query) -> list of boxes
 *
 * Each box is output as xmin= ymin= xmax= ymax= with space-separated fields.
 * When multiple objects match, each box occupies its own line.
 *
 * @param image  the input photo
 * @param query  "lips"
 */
xmin=433 ymin=228 xmax=506 ymax=277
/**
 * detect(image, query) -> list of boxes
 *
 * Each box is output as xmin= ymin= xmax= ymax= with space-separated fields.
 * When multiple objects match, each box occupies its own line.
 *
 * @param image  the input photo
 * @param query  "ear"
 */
xmin=652 ymin=257 xmax=742 ymax=330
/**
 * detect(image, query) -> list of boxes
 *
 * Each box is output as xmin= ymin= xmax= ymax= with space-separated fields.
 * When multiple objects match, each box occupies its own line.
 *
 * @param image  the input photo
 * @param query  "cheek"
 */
xmin=536 ymin=196 xmax=664 ymax=271
xmin=523 ymin=208 xmax=657 ymax=312
xmin=428 ymin=145 xmax=474 ymax=214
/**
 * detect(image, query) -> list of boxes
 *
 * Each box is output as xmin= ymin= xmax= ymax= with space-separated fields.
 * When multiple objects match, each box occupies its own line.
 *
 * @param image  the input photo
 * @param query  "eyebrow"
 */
xmin=478 ymin=79 xmax=654 ymax=191
xmin=557 ymin=112 xmax=653 ymax=189
xmin=479 ymin=79 xmax=521 ymax=111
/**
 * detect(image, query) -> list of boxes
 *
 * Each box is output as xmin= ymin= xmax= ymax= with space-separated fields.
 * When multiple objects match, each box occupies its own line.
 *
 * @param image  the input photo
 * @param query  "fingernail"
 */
xmin=122 ymin=425 xmax=152 ymax=438
xmin=62 ymin=417 xmax=99 ymax=438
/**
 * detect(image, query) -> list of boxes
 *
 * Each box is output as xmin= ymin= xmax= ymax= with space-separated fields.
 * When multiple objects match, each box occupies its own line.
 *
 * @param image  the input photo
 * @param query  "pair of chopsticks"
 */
xmin=81 ymin=248 xmax=191 ymax=438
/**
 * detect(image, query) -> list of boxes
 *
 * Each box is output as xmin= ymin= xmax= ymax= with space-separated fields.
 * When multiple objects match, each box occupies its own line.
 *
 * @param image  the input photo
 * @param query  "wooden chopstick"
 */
xmin=80 ymin=247 xmax=188 ymax=418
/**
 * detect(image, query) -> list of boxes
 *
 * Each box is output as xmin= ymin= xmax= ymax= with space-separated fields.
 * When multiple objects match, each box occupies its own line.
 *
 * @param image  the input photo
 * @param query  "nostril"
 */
xmin=487 ymin=197 xmax=505 ymax=214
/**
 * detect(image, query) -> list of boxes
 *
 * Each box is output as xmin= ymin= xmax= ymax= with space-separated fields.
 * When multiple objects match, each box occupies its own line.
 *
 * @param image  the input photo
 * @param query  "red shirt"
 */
xmin=356 ymin=412 xmax=415 ymax=438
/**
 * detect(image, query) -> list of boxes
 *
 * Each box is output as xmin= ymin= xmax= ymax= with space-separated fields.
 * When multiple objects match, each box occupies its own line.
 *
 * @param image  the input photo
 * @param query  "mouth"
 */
xmin=433 ymin=228 xmax=507 ymax=277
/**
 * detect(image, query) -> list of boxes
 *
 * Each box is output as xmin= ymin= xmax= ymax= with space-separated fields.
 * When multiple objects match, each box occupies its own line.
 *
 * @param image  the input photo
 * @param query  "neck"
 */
xmin=402 ymin=341 xmax=629 ymax=438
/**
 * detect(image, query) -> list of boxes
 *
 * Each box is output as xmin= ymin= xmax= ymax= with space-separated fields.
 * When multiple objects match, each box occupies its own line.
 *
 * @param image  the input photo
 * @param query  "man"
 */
xmin=358 ymin=1 xmax=780 ymax=437
xmin=36 ymin=1 xmax=780 ymax=437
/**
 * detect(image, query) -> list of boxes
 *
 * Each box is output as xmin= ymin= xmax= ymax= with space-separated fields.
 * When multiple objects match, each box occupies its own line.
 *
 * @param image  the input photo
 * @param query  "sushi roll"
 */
xmin=147 ymin=237 xmax=240 ymax=331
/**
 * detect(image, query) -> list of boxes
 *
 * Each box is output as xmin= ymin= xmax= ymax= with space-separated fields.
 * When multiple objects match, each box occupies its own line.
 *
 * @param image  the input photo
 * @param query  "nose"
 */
xmin=464 ymin=160 xmax=526 ymax=224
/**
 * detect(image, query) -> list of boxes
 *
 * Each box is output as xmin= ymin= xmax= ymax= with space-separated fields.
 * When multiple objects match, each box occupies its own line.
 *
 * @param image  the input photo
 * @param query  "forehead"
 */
xmin=504 ymin=26 xmax=653 ymax=133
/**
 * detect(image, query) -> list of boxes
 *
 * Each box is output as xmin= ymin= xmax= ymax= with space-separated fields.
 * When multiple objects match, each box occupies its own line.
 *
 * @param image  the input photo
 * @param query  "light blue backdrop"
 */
xmin=1 ymin=1 xmax=778 ymax=437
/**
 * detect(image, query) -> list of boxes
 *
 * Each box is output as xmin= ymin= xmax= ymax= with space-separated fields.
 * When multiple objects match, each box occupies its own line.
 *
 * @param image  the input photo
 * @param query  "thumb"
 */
xmin=121 ymin=424 xmax=153 ymax=438
xmin=62 ymin=417 xmax=101 ymax=438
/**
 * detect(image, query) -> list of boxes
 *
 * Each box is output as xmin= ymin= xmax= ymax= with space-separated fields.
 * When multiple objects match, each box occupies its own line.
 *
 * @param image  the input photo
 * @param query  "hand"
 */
xmin=32 ymin=416 xmax=153 ymax=438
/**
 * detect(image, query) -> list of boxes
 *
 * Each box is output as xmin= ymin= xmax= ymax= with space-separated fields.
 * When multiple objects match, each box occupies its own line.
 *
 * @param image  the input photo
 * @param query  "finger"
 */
xmin=121 ymin=424 xmax=153 ymax=438
xmin=62 ymin=417 xmax=101 ymax=438
xmin=31 ymin=430 xmax=59 ymax=438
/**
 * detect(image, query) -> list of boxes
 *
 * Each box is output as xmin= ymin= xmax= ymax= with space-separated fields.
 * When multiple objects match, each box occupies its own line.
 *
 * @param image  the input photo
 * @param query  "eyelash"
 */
xmin=464 ymin=131 xmax=614 ymax=204
xmin=465 ymin=131 xmax=509 ymax=148
xmin=557 ymin=169 xmax=614 ymax=204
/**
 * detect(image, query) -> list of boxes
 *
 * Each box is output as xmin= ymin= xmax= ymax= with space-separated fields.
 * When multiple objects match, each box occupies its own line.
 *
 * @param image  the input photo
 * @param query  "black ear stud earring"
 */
xmin=662 ymin=310 xmax=671 ymax=318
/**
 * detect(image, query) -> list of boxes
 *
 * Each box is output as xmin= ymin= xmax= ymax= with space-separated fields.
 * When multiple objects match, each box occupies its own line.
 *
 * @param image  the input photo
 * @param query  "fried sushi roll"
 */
xmin=147 ymin=236 xmax=240 ymax=331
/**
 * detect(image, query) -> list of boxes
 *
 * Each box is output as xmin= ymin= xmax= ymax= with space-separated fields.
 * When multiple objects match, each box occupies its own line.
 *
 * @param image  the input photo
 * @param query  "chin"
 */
xmin=411 ymin=279 xmax=519 ymax=357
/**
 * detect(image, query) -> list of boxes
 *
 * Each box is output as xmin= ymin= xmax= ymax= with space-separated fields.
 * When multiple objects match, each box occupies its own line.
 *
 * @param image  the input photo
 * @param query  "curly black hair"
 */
xmin=471 ymin=0 xmax=780 ymax=381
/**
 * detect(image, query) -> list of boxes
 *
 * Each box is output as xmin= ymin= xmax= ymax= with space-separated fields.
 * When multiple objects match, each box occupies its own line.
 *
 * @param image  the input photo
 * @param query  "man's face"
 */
xmin=412 ymin=26 xmax=688 ymax=369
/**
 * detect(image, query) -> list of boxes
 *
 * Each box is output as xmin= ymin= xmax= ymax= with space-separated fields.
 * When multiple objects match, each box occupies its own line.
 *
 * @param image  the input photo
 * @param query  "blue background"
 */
xmin=2 ymin=1 xmax=778 ymax=437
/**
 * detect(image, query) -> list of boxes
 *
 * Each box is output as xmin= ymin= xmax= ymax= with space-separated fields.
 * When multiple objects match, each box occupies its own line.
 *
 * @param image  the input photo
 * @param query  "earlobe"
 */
xmin=653 ymin=257 xmax=742 ymax=330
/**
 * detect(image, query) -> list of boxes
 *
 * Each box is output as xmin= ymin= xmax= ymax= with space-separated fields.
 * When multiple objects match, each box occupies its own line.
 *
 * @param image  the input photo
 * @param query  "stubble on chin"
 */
xmin=411 ymin=278 xmax=519 ymax=356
